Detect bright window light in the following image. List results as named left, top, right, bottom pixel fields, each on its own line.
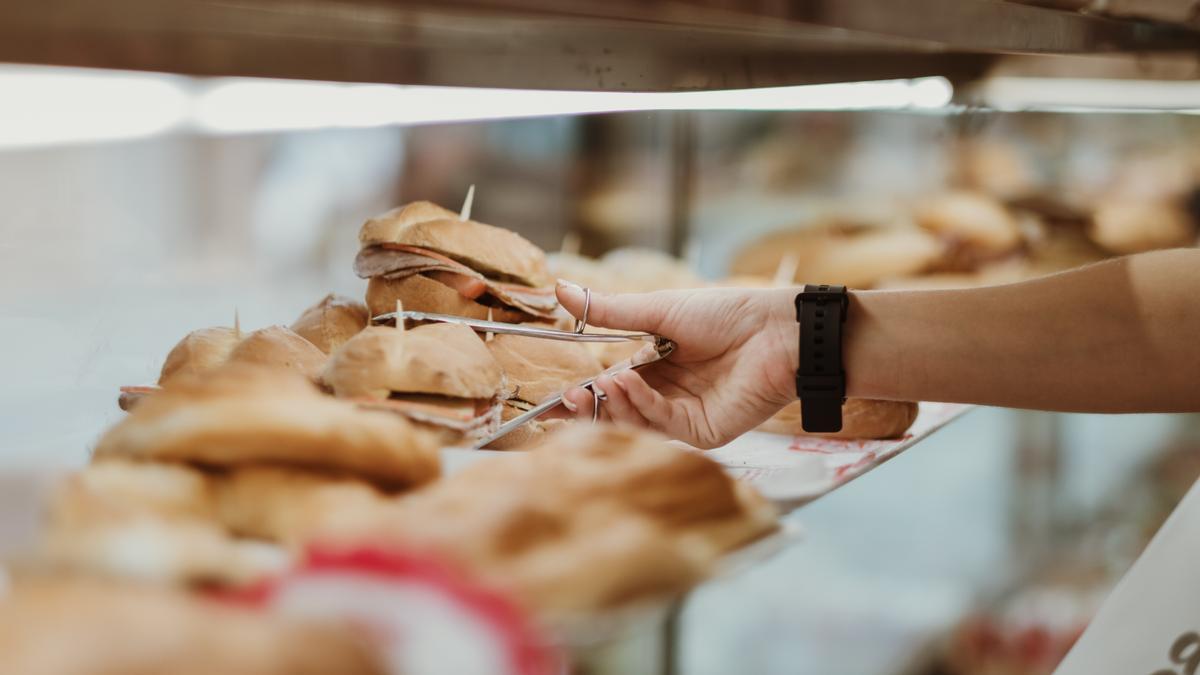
left=0, top=65, right=190, bottom=149
left=973, top=76, right=1200, bottom=112
left=192, top=77, right=955, bottom=133
left=0, top=64, right=954, bottom=148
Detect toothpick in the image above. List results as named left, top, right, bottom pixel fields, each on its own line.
left=394, top=299, right=405, bottom=334
left=233, top=308, right=242, bottom=340
left=560, top=231, right=582, bottom=256
left=459, top=184, right=475, bottom=221
left=683, top=239, right=702, bottom=269
left=773, top=252, right=799, bottom=287
left=485, top=307, right=494, bottom=342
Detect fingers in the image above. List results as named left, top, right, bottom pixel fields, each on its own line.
left=547, top=371, right=673, bottom=434
left=612, top=369, right=674, bottom=429
left=592, top=374, right=651, bottom=428
left=566, top=386, right=596, bottom=420
left=555, top=280, right=668, bottom=332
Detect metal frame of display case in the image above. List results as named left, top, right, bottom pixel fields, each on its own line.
left=0, top=0, right=1197, bottom=91
left=3, top=4, right=1197, bottom=674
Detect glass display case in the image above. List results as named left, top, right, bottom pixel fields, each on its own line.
left=2, top=2, right=1199, bottom=674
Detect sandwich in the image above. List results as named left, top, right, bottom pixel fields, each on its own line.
left=97, top=363, right=441, bottom=489
left=354, top=202, right=558, bottom=322
left=322, top=424, right=778, bottom=614
left=119, top=326, right=242, bottom=411
left=484, top=333, right=602, bottom=449
left=290, top=293, right=370, bottom=354
left=213, top=466, right=391, bottom=548
left=119, top=324, right=327, bottom=411
left=915, top=191, right=1024, bottom=270
left=226, top=326, right=327, bottom=383
left=732, top=223, right=945, bottom=289
left=158, top=326, right=241, bottom=385
left=759, top=398, right=919, bottom=439
left=323, top=323, right=505, bottom=445
left=41, top=460, right=289, bottom=585
left=0, top=579, right=386, bottom=675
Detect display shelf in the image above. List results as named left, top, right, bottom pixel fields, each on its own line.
left=0, top=1, right=1196, bottom=91
left=710, top=402, right=973, bottom=511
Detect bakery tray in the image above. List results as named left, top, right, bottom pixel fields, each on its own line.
left=708, top=402, right=973, bottom=512
left=447, top=402, right=971, bottom=514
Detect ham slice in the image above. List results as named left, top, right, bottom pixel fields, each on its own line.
left=354, top=395, right=501, bottom=438
left=354, top=245, right=558, bottom=318
left=117, top=385, right=161, bottom=412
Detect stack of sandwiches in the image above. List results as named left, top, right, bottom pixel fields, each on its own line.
left=355, top=201, right=560, bottom=324
left=323, top=323, right=506, bottom=445
left=24, top=196, right=951, bottom=670
left=322, top=424, right=778, bottom=614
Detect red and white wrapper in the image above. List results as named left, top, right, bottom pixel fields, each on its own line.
left=222, top=547, right=561, bottom=675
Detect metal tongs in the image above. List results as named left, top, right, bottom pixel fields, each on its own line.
left=372, top=288, right=676, bottom=448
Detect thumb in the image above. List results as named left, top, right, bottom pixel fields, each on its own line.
left=555, top=280, right=667, bottom=332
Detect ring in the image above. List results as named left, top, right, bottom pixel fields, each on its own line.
left=591, top=387, right=601, bottom=423
left=573, top=286, right=591, bottom=334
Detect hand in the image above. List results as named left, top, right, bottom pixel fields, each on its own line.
left=551, top=281, right=799, bottom=448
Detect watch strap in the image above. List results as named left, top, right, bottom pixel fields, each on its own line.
left=795, top=284, right=848, bottom=433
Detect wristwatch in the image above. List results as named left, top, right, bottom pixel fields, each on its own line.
left=794, top=284, right=848, bottom=433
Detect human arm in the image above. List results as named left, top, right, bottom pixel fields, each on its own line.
left=554, top=248, right=1200, bottom=447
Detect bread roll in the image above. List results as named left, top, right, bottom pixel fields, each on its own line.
left=732, top=225, right=944, bottom=289
left=324, top=324, right=502, bottom=401
left=226, top=326, right=327, bottom=383
left=0, top=579, right=385, bottom=675
left=158, top=327, right=241, bottom=386
left=290, top=294, right=369, bottom=354
left=760, top=399, right=918, bottom=439
left=328, top=424, right=778, bottom=613
left=1090, top=197, right=1195, bottom=254
left=365, top=275, right=527, bottom=324
left=213, top=466, right=390, bottom=547
left=915, top=191, right=1023, bottom=254
left=359, top=202, right=550, bottom=287
left=95, top=364, right=441, bottom=488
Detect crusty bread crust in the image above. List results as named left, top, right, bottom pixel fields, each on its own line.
left=324, top=324, right=502, bottom=401
left=290, top=294, right=369, bottom=354
left=48, top=460, right=217, bottom=530
left=915, top=191, right=1022, bottom=252
left=0, top=579, right=386, bottom=675
left=357, top=201, right=457, bottom=245
left=214, top=466, right=389, bottom=547
left=95, top=364, right=441, bottom=488
left=325, top=423, right=777, bottom=613
left=365, top=275, right=529, bottom=324
left=487, top=333, right=600, bottom=404
left=732, top=225, right=945, bottom=289
left=227, top=326, right=327, bottom=382
left=760, top=398, right=918, bottom=439
left=359, top=203, right=550, bottom=286
left=158, top=327, right=241, bottom=386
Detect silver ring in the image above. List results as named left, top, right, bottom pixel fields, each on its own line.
left=574, top=287, right=591, bottom=334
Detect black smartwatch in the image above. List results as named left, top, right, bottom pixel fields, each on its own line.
left=794, top=284, right=848, bottom=433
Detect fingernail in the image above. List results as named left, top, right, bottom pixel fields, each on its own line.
left=612, top=372, right=629, bottom=390
left=592, top=382, right=607, bottom=400
left=561, top=395, right=578, bottom=413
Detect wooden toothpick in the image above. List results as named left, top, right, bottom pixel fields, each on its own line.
left=459, top=184, right=475, bottom=221
left=395, top=299, right=405, bottom=334
left=560, top=231, right=581, bottom=255
left=233, top=308, right=242, bottom=340
left=773, top=252, right=799, bottom=287
left=485, top=307, right=494, bottom=342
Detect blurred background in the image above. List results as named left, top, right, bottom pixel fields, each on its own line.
left=4, top=1, right=1200, bottom=673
